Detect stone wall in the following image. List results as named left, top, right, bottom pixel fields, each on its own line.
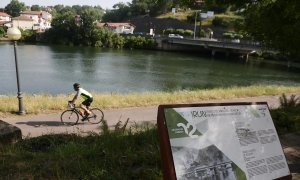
left=0, top=120, right=22, bottom=145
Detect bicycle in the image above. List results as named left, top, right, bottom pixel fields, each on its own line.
left=60, top=102, right=104, bottom=126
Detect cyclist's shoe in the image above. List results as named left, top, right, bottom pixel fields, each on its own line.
left=82, top=112, right=91, bottom=121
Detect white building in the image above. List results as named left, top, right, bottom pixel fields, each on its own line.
left=12, top=10, right=52, bottom=32
left=11, top=16, right=35, bottom=30
left=96, top=22, right=135, bottom=34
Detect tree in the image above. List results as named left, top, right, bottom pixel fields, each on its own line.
left=4, top=0, right=26, bottom=17
left=220, top=0, right=300, bottom=60
left=0, top=26, right=6, bottom=37
left=80, top=9, right=97, bottom=45
left=45, top=11, right=77, bottom=44
left=31, top=5, right=41, bottom=11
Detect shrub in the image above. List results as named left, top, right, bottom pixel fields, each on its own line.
left=199, top=29, right=206, bottom=37
left=184, top=29, right=194, bottom=37
left=21, top=30, right=37, bottom=42
left=145, top=38, right=157, bottom=48
left=94, top=40, right=103, bottom=47
left=0, top=26, right=6, bottom=38
left=270, top=94, right=300, bottom=135
left=163, top=28, right=174, bottom=35
left=279, top=94, right=300, bottom=109
left=175, top=29, right=185, bottom=35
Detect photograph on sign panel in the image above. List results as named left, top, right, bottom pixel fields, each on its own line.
left=172, top=144, right=239, bottom=180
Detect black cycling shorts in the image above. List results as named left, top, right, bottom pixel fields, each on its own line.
left=82, top=98, right=93, bottom=107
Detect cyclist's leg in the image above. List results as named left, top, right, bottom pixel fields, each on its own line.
left=81, top=98, right=93, bottom=116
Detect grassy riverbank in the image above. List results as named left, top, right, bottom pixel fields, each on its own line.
left=1, top=85, right=300, bottom=116
left=1, top=105, right=299, bottom=179
left=1, top=86, right=300, bottom=179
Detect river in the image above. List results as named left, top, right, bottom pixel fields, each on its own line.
left=1, top=43, right=299, bottom=95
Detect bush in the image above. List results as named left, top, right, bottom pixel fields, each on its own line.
left=163, top=28, right=174, bottom=35
left=175, top=29, right=185, bottom=35
left=199, top=29, right=206, bottom=37
left=0, top=26, right=6, bottom=38
left=94, top=40, right=103, bottom=47
left=163, top=28, right=194, bottom=37
left=21, top=30, right=37, bottom=42
left=271, top=94, right=300, bottom=135
left=184, top=29, right=194, bottom=37
left=222, top=32, right=243, bottom=39
left=223, top=32, right=234, bottom=38
left=145, top=38, right=157, bottom=48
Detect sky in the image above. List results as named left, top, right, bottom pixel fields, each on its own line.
left=0, top=0, right=132, bottom=9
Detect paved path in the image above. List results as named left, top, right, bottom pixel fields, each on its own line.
left=2, top=94, right=294, bottom=138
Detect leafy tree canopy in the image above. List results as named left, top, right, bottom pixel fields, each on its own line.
left=4, top=0, right=26, bottom=17
left=31, top=5, right=41, bottom=11
left=221, top=0, right=300, bottom=59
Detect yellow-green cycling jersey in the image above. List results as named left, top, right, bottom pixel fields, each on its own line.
left=75, top=88, right=93, bottom=100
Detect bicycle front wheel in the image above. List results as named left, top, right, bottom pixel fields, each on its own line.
left=88, top=108, right=104, bottom=124
left=61, top=110, right=79, bottom=125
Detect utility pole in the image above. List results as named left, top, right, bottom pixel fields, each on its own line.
left=193, top=11, right=197, bottom=39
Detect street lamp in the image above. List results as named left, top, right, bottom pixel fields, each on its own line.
left=7, top=27, right=25, bottom=115
left=193, top=10, right=201, bottom=39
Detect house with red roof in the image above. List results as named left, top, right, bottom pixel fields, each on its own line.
left=0, top=12, right=11, bottom=22
left=0, top=12, right=11, bottom=27
left=96, top=22, right=135, bottom=34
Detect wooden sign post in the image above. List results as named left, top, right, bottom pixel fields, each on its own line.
left=157, top=102, right=292, bottom=180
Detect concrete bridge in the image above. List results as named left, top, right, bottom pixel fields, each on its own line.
left=155, top=37, right=270, bottom=60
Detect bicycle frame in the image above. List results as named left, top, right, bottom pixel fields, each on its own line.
left=68, top=102, right=89, bottom=117
left=70, top=106, right=86, bottom=118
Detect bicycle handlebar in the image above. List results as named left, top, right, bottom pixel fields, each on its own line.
left=68, top=101, right=75, bottom=108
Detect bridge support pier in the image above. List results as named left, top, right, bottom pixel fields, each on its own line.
left=245, top=53, right=249, bottom=62
left=211, top=50, right=216, bottom=57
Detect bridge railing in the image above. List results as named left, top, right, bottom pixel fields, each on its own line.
left=166, top=37, right=268, bottom=52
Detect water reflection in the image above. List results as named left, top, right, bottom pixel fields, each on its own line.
left=0, top=43, right=300, bottom=95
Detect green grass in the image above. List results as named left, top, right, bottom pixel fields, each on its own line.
left=156, top=9, right=194, bottom=21
left=1, top=85, right=300, bottom=116
left=0, top=124, right=162, bottom=179
left=156, top=9, right=243, bottom=27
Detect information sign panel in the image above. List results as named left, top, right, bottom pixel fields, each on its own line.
left=157, top=102, right=291, bottom=180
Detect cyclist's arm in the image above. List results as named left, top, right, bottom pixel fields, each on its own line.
left=71, top=91, right=80, bottom=104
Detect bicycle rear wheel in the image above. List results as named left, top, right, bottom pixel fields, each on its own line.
left=61, top=110, right=79, bottom=125
left=88, top=108, right=104, bottom=124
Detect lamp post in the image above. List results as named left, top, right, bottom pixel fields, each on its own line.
left=193, top=11, right=197, bottom=39
left=193, top=10, right=201, bottom=39
left=7, top=27, right=25, bottom=115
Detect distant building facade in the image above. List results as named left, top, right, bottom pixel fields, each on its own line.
left=0, top=12, right=11, bottom=27
left=0, top=12, right=11, bottom=22
left=12, top=11, right=52, bottom=32
left=11, top=16, right=34, bottom=30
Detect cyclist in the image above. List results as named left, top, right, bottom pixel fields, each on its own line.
left=70, top=83, right=93, bottom=120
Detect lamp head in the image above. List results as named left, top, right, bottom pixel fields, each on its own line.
left=7, top=27, right=22, bottom=41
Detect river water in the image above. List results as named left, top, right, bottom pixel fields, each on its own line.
left=1, top=42, right=299, bottom=95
